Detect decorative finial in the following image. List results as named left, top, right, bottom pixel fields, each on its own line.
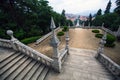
left=7, top=30, right=13, bottom=38
left=50, top=17, right=56, bottom=29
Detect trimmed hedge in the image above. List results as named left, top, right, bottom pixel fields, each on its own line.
left=95, top=33, right=103, bottom=38
left=105, top=34, right=116, bottom=47
left=92, top=29, right=100, bottom=33
left=57, top=31, right=64, bottom=36
left=21, top=36, right=41, bottom=44
left=62, top=26, right=69, bottom=32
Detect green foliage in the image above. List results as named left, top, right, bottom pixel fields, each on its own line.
left=96, top=9, right=102, bottom=16
left=92, top=15, right=104, bottom=26
left=95, top=34, right=103, bottom=38
left=105, top=34, right=116, bottom=47
left=93, top=12, right=120, bottom=31
left=62, top=26, right=69, bottom=32
left=57, top=31, right=64, bottom=36
left=89, top=13, right=92, bottom=26
left=0, top=0, right=66, bottom=40
left=92, top=30, right=100, bottom=33
left=114, top=0, right=120, bottom=15
left=21, top=36, right=41, bottom=44
left=104, top=0, right=112, bottom=14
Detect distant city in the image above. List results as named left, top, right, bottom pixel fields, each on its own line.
left=65, top=13, right=88, bottom=22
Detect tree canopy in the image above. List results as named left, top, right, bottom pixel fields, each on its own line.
left=104, top=0, right=112, bottom=14
left=114, top=0, right=120, bottom=15
left=0, top=0, right=70, bottom=40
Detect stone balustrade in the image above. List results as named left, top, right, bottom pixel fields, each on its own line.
left=50, top=17, right=69, bottom=72
left=96, top=30, right=120, bottom=79
left=13, top=40, right=53, bottom=66
left=0, top=39, right=12, bottom=48
left=36, top=27, right=60, bottom=44
left=102, top=27, right=115, bottom=36
left=0, top=37, right=53, bottom=67
left=60, top=49, right=68, bottom=64
left=98, top=53, right=120, bottom=77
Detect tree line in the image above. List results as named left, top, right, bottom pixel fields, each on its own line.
left=0, top=0, right=72, bottom=40
left=85, top=0, right=120, bottom=31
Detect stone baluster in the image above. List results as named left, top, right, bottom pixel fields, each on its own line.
left=50, top=17, right=61, bottom=72
left=65, top=28, right=70, bottom=55
left=7, top=30, right=18, bottom=51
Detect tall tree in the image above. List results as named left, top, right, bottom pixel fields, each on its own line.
left=96, top=9, right=102, bottom=16
left=114, top=0, right=120, bottom=15
left=61, top=9, right=66, bottom=26
left=104, top=0, right=112, bottom=14
left=89, top=13, right=92, bottom=26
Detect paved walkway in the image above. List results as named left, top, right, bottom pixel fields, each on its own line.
left=46, top=48, right=115, bottom=80
left=28, top=28, right=120, bottom=65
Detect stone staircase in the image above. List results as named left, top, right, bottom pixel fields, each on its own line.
left=0, top=47, right=50, bottom=80
left=0, top=47, right=118, bottom=80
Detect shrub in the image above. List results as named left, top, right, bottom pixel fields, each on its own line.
left=57, top=31, right=64, bottom=36
left=62, top=26, right=69, bottom=32
left=21, top=36, right=41, bottom=44
left=95, top=34, right=103, bottom=38
left=92, top=29, right=100, bottom=33
left=105, top=34, right=116, bottom=47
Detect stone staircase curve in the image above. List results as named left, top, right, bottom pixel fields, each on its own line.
left=0, top=47, right=50, bottom=80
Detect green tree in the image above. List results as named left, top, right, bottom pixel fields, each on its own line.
left=104, top=0, right=112, bottom=14
left=114, top=0, right=120, bottom=15
left=61, top=9, right=66, bottom=26
left=96, top=9, right=102, bottom=16
left=89, top=13, right=92, bottom=26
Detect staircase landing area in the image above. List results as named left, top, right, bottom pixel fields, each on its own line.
left=46, top=48, right=115, bottom=80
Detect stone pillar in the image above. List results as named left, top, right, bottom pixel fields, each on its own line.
left=7, top=30, right=18, bottom=51
left=96, top=31, right=107, bottom=58
left=102, top=23, right=104, bottom=28
left=88, top=22, right=90, bottom=28
left=116, top=25, right=120, bottom=37
left=65, top=30, right=70, bottom=55
left=50, top=17, right=61, bottom=72
left=83, top=22, right=85, bottom=28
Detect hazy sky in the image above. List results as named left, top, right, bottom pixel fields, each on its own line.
left=47, top=0, right=116, bottom=16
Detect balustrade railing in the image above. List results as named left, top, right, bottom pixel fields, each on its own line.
left=98, top=53, right=120, bottom=77
left=36, top=27, right=60, bottom=44
left=0, top=39, right=12, bottom=48
left=96, top=31, right=120, bottom=79
left=13, top=41, right=53, bottom=66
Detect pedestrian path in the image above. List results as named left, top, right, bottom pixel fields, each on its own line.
left=46, top=48, right=115, bottom=80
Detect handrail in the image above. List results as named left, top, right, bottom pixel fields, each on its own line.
left=0, top=38, right=12, bottom=48
left=0, top=38, right=53, bottom=66
left=59, top=49, right=67, bottom=60
left=14, top=41, right=53, bottom=66
left=98, top=53, right=120, bottom=76
left=36, top=27, right=60, bottom=44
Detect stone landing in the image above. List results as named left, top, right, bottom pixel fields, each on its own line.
left=46, top=48, right=115, bottom=80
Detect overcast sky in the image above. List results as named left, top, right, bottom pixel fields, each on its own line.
left=47, top=0, right=116, bottom=16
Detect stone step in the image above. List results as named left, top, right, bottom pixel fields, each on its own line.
left=37, top=67, right=50, bottom=80
left=22, top=62, right=41, bottom=80
left=0, top=52, right=21, bottom=68
left=5, top=56, right=30, bottom=80
left=30, top=64, right=45, bottom=80
left=0, top=56, right=28, bottom=80
left=0, top=51, right=15, bottom=63
left=0, top=53, right=24, bottom=75
left=14, top=59, right=36, bottom=80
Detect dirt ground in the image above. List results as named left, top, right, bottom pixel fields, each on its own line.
left=28, top=28, right=120, bottom=65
